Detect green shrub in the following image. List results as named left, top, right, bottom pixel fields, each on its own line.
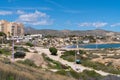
left=49, top=47, right=58, bottom=55
left=14, top=46, right=29, bottom=52
left=56, top=69, right=80, bottom=79
left=79, top=70, right=102, bottom=80
left=25, top=42, right=34, bottom=47
left=23, top=47, right=30, bottom=52
left=56, top=70, right=66, bottom=75
left=0, top=48, right=11, bottom=55
left=86, top=53, right=100, bottom=59
left=61, top=55, right=75, bottom=62
left=14, top=52, right=26, bottom=58
left=57, top=69, right=102, bottom=79
left=42, top=53, right=69, bottom=69
left=17, top=59, right=37, bottom=67
left=82, top=60, right=120, bottom=74
left=14, top=46, right=17, bottom=50
left=60, top=50, right=79, bottom=62
left=7, top=76, right=14, bottom=80
left=79, top=50, right=86, bottom=54
left=45, top=57, right=62, bottom=69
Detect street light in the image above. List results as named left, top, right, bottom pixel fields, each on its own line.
left=74, top=40, right=81, bottom=71
left=75, top=40, right=80, bottom=64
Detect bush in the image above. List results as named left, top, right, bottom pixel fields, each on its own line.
left=86, top=53, right=100, bottom=59
left=79, top=50, right=86, bottom=54
left=14, top=52, right=26, bottom=58
left=42, top=53, right=69, bottom=69
left=82, top=60, right=120, bottom=74
left=25, top=42, right=34, bottom=47
left=17, top=59, right=37, bottom=67
left=60, top=50, right=81, bottom=62
left=56, top=69, right=102, bottom=79
left=14, top=46, right=30, bottom=52
left=49, top=47, right=58, bottom=55
left=0, top=48, right=11, bottom=55
left=79, top=70, right=102, bottom=80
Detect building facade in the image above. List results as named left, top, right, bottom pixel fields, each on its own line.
left=0, top=20, right=24, bottom=38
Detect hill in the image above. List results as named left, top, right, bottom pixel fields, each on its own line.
left=24, top=27, right=119, bottom=37
left=0, top=59, right=75, bottom=80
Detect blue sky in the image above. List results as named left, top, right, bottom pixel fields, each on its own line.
left=0, top=0, right=120, bottom=32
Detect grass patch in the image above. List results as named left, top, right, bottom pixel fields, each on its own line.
left=14, top=46, right=30, bottom=52
left=105, top=55, right=120, bottom=59
left=60, top=50, right=120, bottom=75
left=60, top=51, right=76, bottom=62
left=17, top=59, right=37, bottom=67
left=0, top=58, right=74, bottom=80
left=42, top=53, right=70, bottom=69
left=25, top=42, right=34, bottom=47
left=86, top=53, right=100, bottom=59
left=56, top=69, right=102, bottom=80
left=82, top=60, right=120, bottom=75
left=0, top=48, right=11, bottom=55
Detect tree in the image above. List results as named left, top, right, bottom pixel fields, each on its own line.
left=0, top=32, right=6, bottom=37
left=0, top=32, right=7, bottom=44
left=49, top=47, right=58, bottom=55
left=14, top=52, right=26, bottom=58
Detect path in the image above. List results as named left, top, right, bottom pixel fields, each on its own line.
left=35, top=47, right=120, bottom=76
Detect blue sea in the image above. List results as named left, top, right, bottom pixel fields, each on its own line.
left=67, top=43, right=120, bottom=49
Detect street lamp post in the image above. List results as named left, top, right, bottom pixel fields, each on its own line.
left=75, top=40, right=80, bottom=64
left=75, top=40, right=81, bottom=71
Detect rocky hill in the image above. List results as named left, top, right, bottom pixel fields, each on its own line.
left=24, top=27, right=119, bottom=37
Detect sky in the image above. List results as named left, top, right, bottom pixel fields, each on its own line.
left=0, top=0, right=120, bottom=32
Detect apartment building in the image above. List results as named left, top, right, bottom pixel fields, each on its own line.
left=0, top=20, right=24, bottom=38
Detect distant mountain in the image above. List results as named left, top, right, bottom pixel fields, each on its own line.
left=24, top=27, right=119, bottom=36
left=24, top=26, right=36, bottom=33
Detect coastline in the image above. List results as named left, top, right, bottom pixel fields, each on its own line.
left=61, top=42, right=120, bottom=50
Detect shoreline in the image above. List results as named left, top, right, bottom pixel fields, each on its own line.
left=60, top=42, right=120, bottom=50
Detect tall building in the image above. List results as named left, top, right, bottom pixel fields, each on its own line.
left=0, top=20, right=24, bottom=38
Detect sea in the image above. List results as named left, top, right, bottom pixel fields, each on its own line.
left=67, top=43, right=120, bottom=49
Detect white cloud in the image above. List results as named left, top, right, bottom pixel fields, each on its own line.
left=0, top=10, right=13, bottom=15
left=110, top=23, right=120, bottom=27
left=78, top=22, right=108, bottom=28
left=17, top=10, right=25, bottom=14
left=0, top=7, right=52, bottom=11
left=78, top=22, right=92, bottom=27
left=16, top=10, right=53, bottom=26
left=92, top=22, right=108, bottom=28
